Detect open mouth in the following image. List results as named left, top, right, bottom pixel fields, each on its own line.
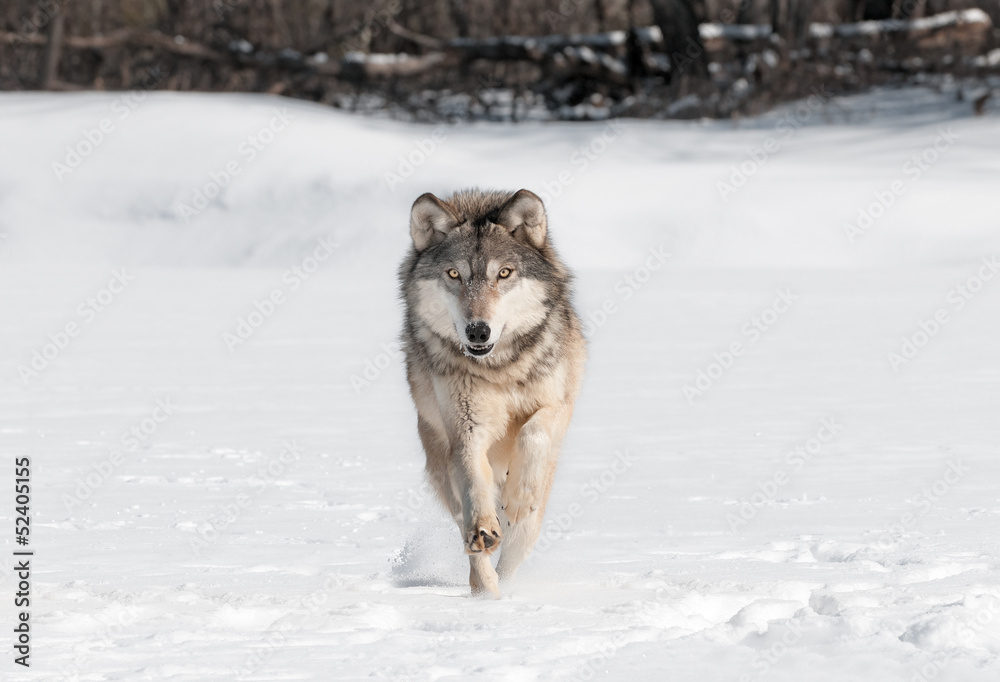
left=464, top=343, right=495, bottom=358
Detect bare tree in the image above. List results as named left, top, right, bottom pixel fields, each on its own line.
left=37, top=6, right=65, bottom=89
left=649, top=0, right=707, bottom=77
left=790, top=0, right=814, bottom=47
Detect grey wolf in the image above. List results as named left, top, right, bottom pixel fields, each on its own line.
left=398, top=188, right=586, bottom=597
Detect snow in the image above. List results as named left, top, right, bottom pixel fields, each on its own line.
left=974, top=49, right=1000, bottom=68
left=809, top=8, right=991, bottom=39
left=909, top=8, right=990, bottom=31
left=1, top=87, right=999, bottom=681
left=344, top=51, right=427, bottom=66
left=700, top=23, right=773, bottom=41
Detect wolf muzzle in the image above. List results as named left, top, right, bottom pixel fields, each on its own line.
left=464, top=321, right=494, bottom=357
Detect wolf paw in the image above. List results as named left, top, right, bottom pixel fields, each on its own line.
left=465, top=515, right=502, bottom=555
left=501, top=484, right=539, bottom=525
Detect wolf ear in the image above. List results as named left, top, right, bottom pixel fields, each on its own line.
left=410, top=193, right=460, bottom=252
left=496, top=189, right=547, bottom=248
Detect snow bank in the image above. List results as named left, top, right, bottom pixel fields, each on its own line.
left=1, top=86, right=997, bottom=272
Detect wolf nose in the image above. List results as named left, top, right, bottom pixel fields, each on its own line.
left=465, top=322, right=491, bottom=344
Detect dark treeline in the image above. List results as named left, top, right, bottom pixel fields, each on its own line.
left=2, top=0, right=998, bottom=119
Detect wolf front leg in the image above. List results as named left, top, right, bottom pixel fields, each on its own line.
left=495, top=507, right=547, bottom=583
left=502, top=406, right=570, bottom=524
left=468, top=552, right=499, bottom=597
left=496, top=405, right=571, bottom=581
left=450, top=419, right=504, bottom=597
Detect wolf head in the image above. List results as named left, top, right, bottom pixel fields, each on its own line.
left=402, top=189, right=570, bottom=364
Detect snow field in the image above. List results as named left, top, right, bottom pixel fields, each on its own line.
left=0, top=87, right=998, bottom=680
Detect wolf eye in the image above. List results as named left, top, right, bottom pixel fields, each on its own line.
left=447, top=269, right=460, bottom=279
left=498, top=268, right=512, bottom=279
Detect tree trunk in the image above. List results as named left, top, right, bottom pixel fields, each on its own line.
left=595, top=0, right=608, bottom=31
left=790, top=0, right=814, bottom=47
left=737, top=0, right=754, bottom=25
left=449, top=0, right=470, bottom=38
left=770, top=0, right=785, bottom=37
left=649, top=0, right=707, bottom=77
left=38, top=7, right=65, bottom=89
